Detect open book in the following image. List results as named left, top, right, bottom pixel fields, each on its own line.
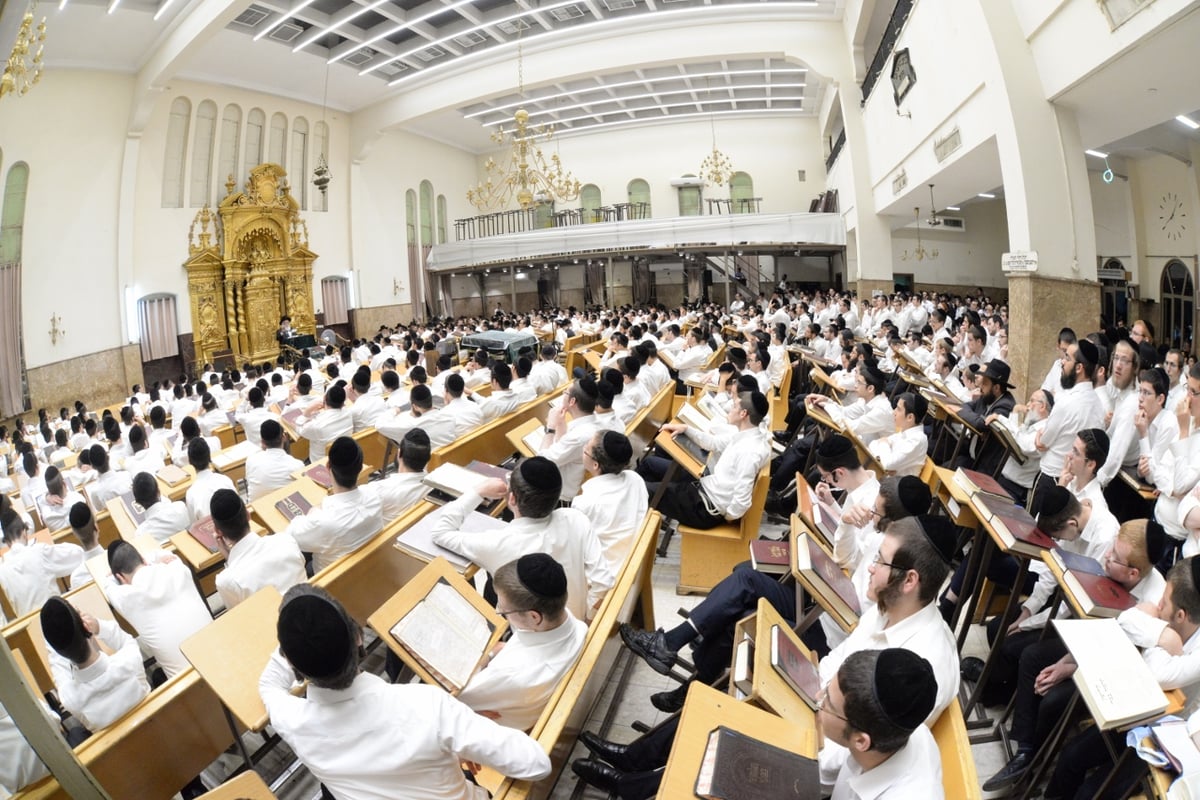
left=677, top=403, right=715, bottom=434
left=422, top=461, right=510, bottom=512
left=1054, top=618, right=1168, bottom=729
left=393, top=505, right=503, bottom=570
left=505, top=419, right=545, bottom=458
left=368, top=559, right=507, bottom=695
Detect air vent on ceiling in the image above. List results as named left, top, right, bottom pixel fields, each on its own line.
left=453, top=31, right=486, bottom=47
left=550, top=4, right=584, bottom=20
left=377, top=63, right=406, bottom=76
left=496, top=19, right=530, bottom=33
left=343, top=47, right=376, bottom=66
left=602, top=0, right=637, bottom=9
left=415, top=45, right=445, bottom=62
left=232, top=5, right=270, bottom=27
left=269, top=22, right=304, bottom=42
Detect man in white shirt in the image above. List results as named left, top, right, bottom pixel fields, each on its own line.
left=40, top=595, right=149, bottom=734
left=441, top=373, right=484, bottom=437
left=209, top=489, right=305, bottom=610
left=284, top=436, right=383, bottom=573
left=235, top=387, right=279, bottom=447
left=1032, top=339, right=1106, bottom=514
left=85, top=444, right=131, bottom=513
left=572, top=431, right=649, bottom=573
left=0, top=510, right=83, bottom=621
left=121, top=425, right=163, bottom=477
left=377, top=384, right=456, bottom=449
left=867, top=392, right=929, bottom=477
left=809, top=364, right=895, bottom=445
left=432, top=456, right=614, bottom=623
left=295, top=384, right=354, bottom=463
left=103, top=540, right=212, bottom=678
left=456, top=554, right=588, bottom=731
left=131, top=472, right=191, bottom=544
left=245, top=420, right=304, bottom=502
left=65, top=502, right=104, bottom=590
left=183, top=438, right=236, bottom=523
left=1095, top=338, right=1141, bottom=495
left=477, top=362, right=523, bottom=422
left=260, top=584, right=551, bottom=800
left=1136, top=367, right=1181, bottom=493
left=37, top=466, right=87, bottom=533
left=633, top=341, right=672, bottom=395
left=347, top=369, right=387, bottom=433
left=363, top=428, right=431, bottom=522
left=529, top=344, right=568, bottom=395
left=541, top=377, right=606, bottom=502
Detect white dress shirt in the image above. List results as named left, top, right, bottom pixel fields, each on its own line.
left=830, top=724, right=943, bottom=800
left=246, top=447, right=305, bottom=502
left=867, top=426, right=928, bottom=477
left=640, top=359, right=672, bottom=395
left=172, top=435, right=221, bottom=468
left=135, top=499, right=191, bottom=544
left=185, top=468, right=236, bottom=523
left=826, top=395, right=895, bottom=445
left=529, top=361, right=567, bottom=395
left=571, top=471, right=649, bottom=572
left=1020, top=504, right=1118, bottom=626
left=121, top=447, right=165, bottom=478
left=38, top=490, right=87, bottom=533
left=1118, top=609, right=1200, bottom=718
left=0, top=702, right=52, bottom=794
left=350, top=395, right=388, bottom=433
left=0, top=540, right=83, bottom=621
left=456, top=615, right=588, bottom=731
left=48, top=618, right=150, bottom=732
left=686, top=426, right=772, bottom=520
left=541, top=415, right=604, bottom=502
left=236, top=406, right=281, bottom=447
left=215, top=532, right=306, bottom=610
left=69, top=544, right=104, bottom=590
left=88, top=469, right=132, bottom=513
left=102, top=551, right=212, bottom=678
left=362, top=471, right=429, bottom=522
left=1097, top=384, right=1139, bottom=488
left=377, top=408, right=457, bottom=449
left=297, top=407, right=354, bottom=462
left=285, top=488, right=384, bottom=573
left=432, top=493, right=614, bottom=622
left=1038, top=381, right=1106, bottom=478
left=442, top=397, right=484, bottom=437
left=1139, top=410, right=1181, bottom=490
left=478, top=390, right=523, bottom=422
left=672, top=344, right=713, bottom=381
left=260, top=652, right=551, bottom=800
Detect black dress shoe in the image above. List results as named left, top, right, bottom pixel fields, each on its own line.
left=961, top=656, right=985, bottom=684
left=981, top=750, right=1032, bottom=793
left=651, top=682, right=688, bottom=713
left=572, top=758, right=623, bottom=794
left=619, top=624, right=678, bottom=675
left=579, top=730, right=634, bottom=771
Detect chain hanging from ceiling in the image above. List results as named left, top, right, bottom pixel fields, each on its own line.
left=0, top=3, right=46, bottom=101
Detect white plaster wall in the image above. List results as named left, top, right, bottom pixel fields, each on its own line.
left=888, top=199, right=1010, bottom=288
left=1090, top=168, right=1135, bottom=260
left=1128, top=154, right=1200, bottom=301
left=0, top=69, right=132, bottom=368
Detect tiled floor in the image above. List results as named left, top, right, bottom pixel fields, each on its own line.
left=201, top=524, right=1008, bottom=800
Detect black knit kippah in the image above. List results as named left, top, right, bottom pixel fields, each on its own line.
left=517, top=553, right=568, bottom=599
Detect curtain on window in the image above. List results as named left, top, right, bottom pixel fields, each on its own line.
left=322, top=277, right=349, bottom=325
left=0, top=263, right=23, bottom=416
left=585, top=262, right=605, bottom=306
left=138, top=295, right=180, bottom=361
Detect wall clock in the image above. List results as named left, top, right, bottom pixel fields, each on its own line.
left=1160, top=192, right=1187, bottom=242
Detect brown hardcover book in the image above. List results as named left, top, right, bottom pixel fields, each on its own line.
left=971, top=492, right=1055, bottom=555
left=305, top=464, right=334, bottom=490
left=1062, top=570, right=1136, bottom=618
left=118, top=491, right=148, bottom=526
left=750, top=540, right=791, bottom=575
left=156, top=463, right=189, bottom=487
left=953, top=466, right=1013, bottom=500
left=693, top=726, right=818, bottom=800
left=769, top=625, right=820, bottom=710
left=188, top=515, right=221, bottom=554
left=274, top=491, right=313, bottom=522
left=793, top=532, right=861, bottom=624
left=280, top=406, right=307, bottom=429
left=796, top=486, right=835, bottom=551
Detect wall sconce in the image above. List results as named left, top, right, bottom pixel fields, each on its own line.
left=393, top=278, right=403, bottom=296
left=49, top=313, right=65, bottom=345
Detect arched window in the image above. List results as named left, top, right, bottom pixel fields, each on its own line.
left=268, top=112, right=288, bottom=168
left=245, top=108, right=266, bottom=169
left=677, top=174, right=701, bottom=217
left=627, top=178, right=651, bottom=218
left=581, top=184, right=601, bottom=223
left=436, top=194, right=448, bottom=244
left=406, top=190, right=417, bottom=248
left=1161, top=260, right=1195, bottom=352
left=161, top=97, right=191, bottom=208
left=730, top=171, right=754, bottom=213
left=313, top=121, right=329, bottom=212
left=419, top=180, right=434, bottom=248
left=189, top=100, right=217, bottom=207
left=291, top=117, right=309, bottom=210
left=216, top=104, right=241, bottom=203
left=0, top=162, right=30, bottom=416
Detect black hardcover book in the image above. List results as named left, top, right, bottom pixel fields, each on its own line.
left=693, top=726, right=818, bottom=800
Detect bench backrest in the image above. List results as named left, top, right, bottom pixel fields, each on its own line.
left=427, top=389, right=562, bottom=470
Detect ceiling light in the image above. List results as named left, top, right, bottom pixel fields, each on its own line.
left=946, top=205, right=960, bottom=211
left=107, top=0, right=120, bottom=13
left=293, top=0, right=391, bottom=52
left=516, top=107, right=807, bottom=137
left=977, top=192, right=995, bottom=199
left=329, top=0, right=478, bottom=63
left=464, top=67, right=807, bottom=119
left=1176, top=114, right=1200, bottom=130
left=1085, top=149, right=1108, bottom=159
left=497, top=98, right=806, bottom=133
left=254, top=0, right=317, bottom=41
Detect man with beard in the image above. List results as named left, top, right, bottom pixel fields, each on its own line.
left=1030, top=338, right=1105, bottom=515
left=569, top=515, right=959, bottom=799
left=1095, top=338, right=1144, bottom=518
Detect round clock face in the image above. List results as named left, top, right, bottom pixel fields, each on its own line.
left=1159, top=192, right=1187, bottom=242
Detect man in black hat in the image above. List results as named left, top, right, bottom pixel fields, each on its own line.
left=1031, top=338, right=1106, bottom=514
left=820, top=649, right=942, bottom=797
left=40, top=595, right=148, bottom=734
left=260, top=584, right=551, bottom=798
left=456, top=554, right=588, bottom=731
left=294, top=383, right=354, bottom=463
left=283, top=436, right=383, bottom=573
left=953, top=357, right=1016, bottom=473
left=210, top=488, right=305, bottom=610
left=432, top=456, right=613, bottom=623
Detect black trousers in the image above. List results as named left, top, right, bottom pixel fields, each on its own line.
left=1009, top=634, right=1074, bottom=751
left=646, top=480, right=725, bottom=529
left=1046, top=724, right=1148, bottom=800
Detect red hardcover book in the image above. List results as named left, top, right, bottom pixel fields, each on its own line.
left=274, top=491, right=313, bottom=522
left=1062, top=570, right=1136, bottom=618
left=306, top=464, right=334, bottom=490
left=188, top=515, right=221, bottom=554
left=749, top=540, right=790, bottom=575
left=953, top=467, right=1013, bottom=500
left=793, top=533, right=861, bottom=628
left=971, top=492, right=1055, bottom=555
left=769, top=624, right=820, bottom=710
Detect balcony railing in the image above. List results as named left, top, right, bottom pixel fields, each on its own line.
left=860, top=0, right=915, bottom=104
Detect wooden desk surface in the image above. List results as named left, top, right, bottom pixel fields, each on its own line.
left=169, top=518, right=266, bottom=574
left=104, top=496, right=138, bottom=541
left=733, top=597, right=823, bottom=728
left=180, top=585, right=282, bottom=731
left=156, top=464, right=196, bottom=502
left=804, top=397, right=844, bottom=434
left=250, top=478, right=329, bottom=534
left=659, top=682, right=818, bottom=798
left=652, top=430, right=705, bottom=480
left=932, top=466, right=982, bottom=529
left=196, top=771, right=278, bottom=800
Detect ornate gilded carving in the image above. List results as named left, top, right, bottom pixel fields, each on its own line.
left=184, top=163, right=319, bottom=366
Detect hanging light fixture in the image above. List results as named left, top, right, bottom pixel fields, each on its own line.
left=698, top=78, right=734, bottom=187
left=467, top=31, right=580, bottom=212
left=0, top=2, right=47, bottom=101
left=312, top=65, right=332, bottom=197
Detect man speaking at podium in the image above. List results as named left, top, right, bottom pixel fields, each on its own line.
left=276, top=315, right=294, bottom=345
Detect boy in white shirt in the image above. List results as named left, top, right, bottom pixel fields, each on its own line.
left=210, top=489, right=305, bottom=610
left=245, top=420, right=304, bottom=502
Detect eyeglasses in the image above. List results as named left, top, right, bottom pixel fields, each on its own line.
left=1112, top=355, right=1134, bottom=366
left=817, top=687, right=848, bottom=722
left=496, top=608, right=532, bottom=619
left=1104, top=551, right=1132, bottom=569
left=872, top=552, right=909, bottom=571
left=1137, top=388, right=1157, bottom=398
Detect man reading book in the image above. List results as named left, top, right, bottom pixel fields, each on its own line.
left=245, top=419, right=303, bottom=502
left=183, top=437, right=236, bottom=524
left=259, top=584, right=551, bottom=799
left=571, top=431, right=649, bottom=573
left=1044, top=555, right=1200, bottom=800
left=864, top=391, right=929, bottom=477
left=131, top=471, right=191, bottom=544
left=455, top=554, right=587, bottom=731
left=430, top=456, right=613, bottom=623
left=981, top=518, right=1168, bottom=794
left=210, top=489, right=305, bottom=610
left=362, top=428, right=431, bottom=522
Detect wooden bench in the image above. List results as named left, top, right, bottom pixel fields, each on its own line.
left=489, top=510, right=660, bottom=800
left=933, top=698, right=981, bottom=799
left=769, top=362, right=793, bottom=431
left=677, top=463, right=770, bottom=594
left=426, top=389, right=562, bottom=470
left=625, top=382, right=674, bottom=457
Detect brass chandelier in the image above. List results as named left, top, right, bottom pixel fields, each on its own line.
left=466, top=39, right=580, bottom=212
left=1, top=3, right=46, bottom=101
left=698, top=81, right=734, bottom=186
